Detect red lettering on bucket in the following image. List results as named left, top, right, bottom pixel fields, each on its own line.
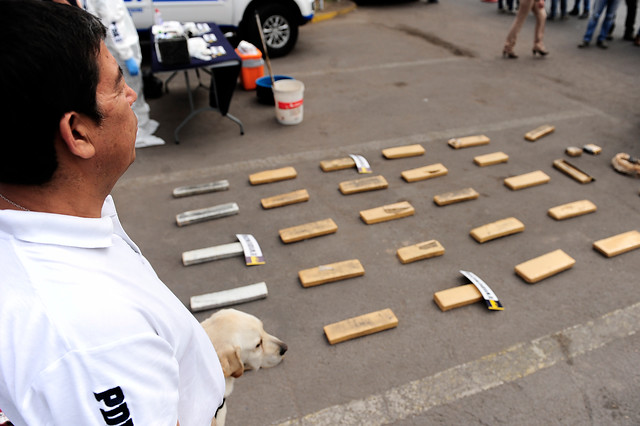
left=277, top=99, right=304, bottom=110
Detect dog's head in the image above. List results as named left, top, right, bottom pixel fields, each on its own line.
left=201, top=309, right=288, bottom=378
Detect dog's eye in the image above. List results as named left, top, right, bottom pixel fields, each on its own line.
left=255, top=339, right=262, bottom=349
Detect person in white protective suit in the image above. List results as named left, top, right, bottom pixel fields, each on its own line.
left=83, top=0, right=165, bottom=148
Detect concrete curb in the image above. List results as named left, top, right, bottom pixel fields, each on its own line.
left=276, top=301, right=640, bottom=425
left=311, top=1, right=357, bottom=23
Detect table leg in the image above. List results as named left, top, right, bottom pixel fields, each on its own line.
left=164, top=71, right=178, bottom=93
left=225, top=113, right=245, bottom=135
left=174, top=70, right=195, bottom=144
left=184, top=70, right=195, bottom=112
left=173, top=69, right=244, bottom=143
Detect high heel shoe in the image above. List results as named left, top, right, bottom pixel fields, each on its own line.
left=532, top=48, right=549, bottom=56
left=502, top=50, right=518, bottom=59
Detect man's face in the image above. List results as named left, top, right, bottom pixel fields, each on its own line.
left=91, top=41, right=138, bottom=182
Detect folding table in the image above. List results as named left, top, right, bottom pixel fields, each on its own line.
left=150, top=23, right=244, bottom=143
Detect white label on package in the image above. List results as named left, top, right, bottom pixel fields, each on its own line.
left=349, top=154, right=372, bottom=174
left=459, top=270, right=504, bottom=311
left=236, top=234, right=265, bottom=266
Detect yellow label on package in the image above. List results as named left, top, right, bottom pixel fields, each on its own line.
left=459, top=270, right=503, bottom=310
left=236, top=234, right=265, bottom=266
left=349, top=154, right=372, bottom=173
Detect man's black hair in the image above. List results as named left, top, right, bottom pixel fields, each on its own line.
left=0, top=0, right=106, bottom=184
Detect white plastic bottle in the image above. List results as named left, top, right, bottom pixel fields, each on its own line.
left=154, top=8, right=163, bottom=25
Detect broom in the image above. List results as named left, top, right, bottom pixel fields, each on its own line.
left=255, top=12, right=276, bottom=94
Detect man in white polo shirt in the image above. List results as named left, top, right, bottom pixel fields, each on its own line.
left=0, top=1, right=224, bottom=425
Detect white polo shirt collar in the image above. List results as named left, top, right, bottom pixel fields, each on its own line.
left=0, top=195, right=134, bottom=250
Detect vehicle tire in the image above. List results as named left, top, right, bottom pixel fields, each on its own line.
left=244, top=4, right=299, bottom=58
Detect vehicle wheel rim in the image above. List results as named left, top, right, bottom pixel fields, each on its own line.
left=263, top=15, right=290, bottom=49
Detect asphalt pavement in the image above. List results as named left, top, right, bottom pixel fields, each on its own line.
left=115, top=1, right=640, bottom=424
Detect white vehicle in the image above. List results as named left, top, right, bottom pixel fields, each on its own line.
left=125, top=0, right=315, bottom=57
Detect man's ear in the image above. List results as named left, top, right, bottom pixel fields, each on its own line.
left=59, top=112, right=96, bottom=159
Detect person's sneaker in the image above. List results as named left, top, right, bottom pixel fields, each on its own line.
left=0, top=410, right=14, bottom=426
left=139, top=118, right=160, bottom=136
left=579, top=11, right=589, bottom=18
left=146, top=119, right=160, bottom=135
left=568, top=7, right=579, bottom=15
left=611, top=153, right=640, bottom=177
left=623, top=31, right=634, bottom=41
left=548, top=14, right=555, bottom=20
left=596, top=40, right=608, bottom=48
left=578, top=40, right=589, bottom=48
left=135, top=134, right=166, bottom=148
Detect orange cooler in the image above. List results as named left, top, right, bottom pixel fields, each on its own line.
left=235, top=46, right=264, bottom=90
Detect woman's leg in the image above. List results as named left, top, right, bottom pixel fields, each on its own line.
left=505, top=0, right=535, bottom=52
left=533, top=0, right=548, bottom=49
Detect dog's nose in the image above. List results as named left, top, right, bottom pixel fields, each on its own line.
left=279, top=343, right=288, bottom=356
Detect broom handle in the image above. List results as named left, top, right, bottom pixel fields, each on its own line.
left=255, top=12, right=276, bottom=88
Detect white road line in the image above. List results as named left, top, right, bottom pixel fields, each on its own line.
left=116, top=108, right=600, bottom=190
left=275, top=301, right=640, bottom=425
left=290, top=57, right=464, bottom=78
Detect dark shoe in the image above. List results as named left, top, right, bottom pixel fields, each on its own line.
left=548, top=14, right=555, bottom=20
left=623, top=31, right=634, bottom=41
left=596, top=40, right=608, bottom=48
left=532, top=48, right=549, bottom=56
left=634, top=35, right=640, bottom=46
left=568, top=7, right=579, bottom=15
left=502, top=50, right=518, bottom=58
left=606, top=25, right=614, bottom=41
left=579, top=11, right=589, bottom=19
left=577, top=40, right=589, bottom=48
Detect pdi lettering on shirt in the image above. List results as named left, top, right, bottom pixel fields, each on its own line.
left=109, top=22, right=123, bottom=44
left=94, top=386, right=134, bottom=426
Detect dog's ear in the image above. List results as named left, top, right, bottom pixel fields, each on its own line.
left=219, top=346, right=244, bottom=378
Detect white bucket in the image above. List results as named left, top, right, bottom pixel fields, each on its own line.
left=273, top=79, right=304, bottom=125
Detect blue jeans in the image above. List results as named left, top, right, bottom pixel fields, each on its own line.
left=583, top=0, right=621, bottom=41
left=572, top=0, right=591, bottom=12
left=550, top=0, right=568, bottom=16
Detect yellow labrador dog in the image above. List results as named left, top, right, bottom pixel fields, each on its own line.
left=201, top=309, right=288, bottom=426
